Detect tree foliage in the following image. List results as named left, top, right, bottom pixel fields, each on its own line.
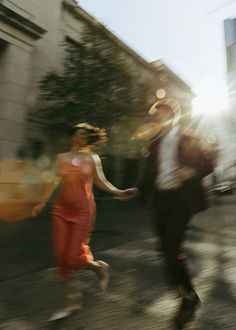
left=38, top=27, right=156, bottom=155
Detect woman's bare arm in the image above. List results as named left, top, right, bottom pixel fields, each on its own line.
left=91, top=153, right=122, bottom=194
left=91, top=153, right=138, bottom=200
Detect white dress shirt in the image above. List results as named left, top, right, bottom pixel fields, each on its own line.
left=155, top=125, right=182, bottom=190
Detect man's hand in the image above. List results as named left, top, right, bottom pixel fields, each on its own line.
left=178, top=166, right=197, bottom=182
left=114, top=188, right=139, bottom=201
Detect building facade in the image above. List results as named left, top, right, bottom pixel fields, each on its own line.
left=0, top=0, right=193, bottom=159
left=224, top=18, right=236, bottom=107
left=223, top=18, right=236, bottom=177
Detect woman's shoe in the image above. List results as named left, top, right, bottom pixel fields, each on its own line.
left=47, top=309, right=73, bottom=322
left=97, top=260, right=110, bottom=291
left=47, top=303, right=81, bottom=322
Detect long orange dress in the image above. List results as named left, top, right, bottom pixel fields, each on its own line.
left=52, top=157, right=96, bottom=277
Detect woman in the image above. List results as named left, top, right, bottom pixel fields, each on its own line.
left=33, top=123, right=135, bottom=320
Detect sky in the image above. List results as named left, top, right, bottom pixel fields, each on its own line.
left=78, top=0, right=236, bottom=114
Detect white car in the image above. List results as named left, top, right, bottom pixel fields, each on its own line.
left=209, top=181, right=234, bottom=195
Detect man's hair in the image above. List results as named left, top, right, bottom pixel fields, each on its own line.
left=155, top=104, right=174, bottom=114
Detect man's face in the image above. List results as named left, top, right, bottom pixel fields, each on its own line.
left=151, top=104, right=174, bottom=127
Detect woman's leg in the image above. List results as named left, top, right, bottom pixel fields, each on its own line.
left=48, top=216, right=80, bottom=321
left=65, top=222, right=93, bottom=271
left=65, top=222, right=109, bottom=290
left=52, top=214, right=71, bottom=278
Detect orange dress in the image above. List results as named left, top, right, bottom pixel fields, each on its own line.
left=52, top=158, right=96, bottom=277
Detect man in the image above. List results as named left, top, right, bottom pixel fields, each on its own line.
left=138, top=98, right=213, bottom=329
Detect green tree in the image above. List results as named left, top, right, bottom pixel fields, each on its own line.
left=38, top=27, right=156, bottom=156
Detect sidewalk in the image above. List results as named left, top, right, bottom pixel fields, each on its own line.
left=0, top=200, right=235, bottom=329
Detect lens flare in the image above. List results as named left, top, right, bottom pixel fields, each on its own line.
left=0, top=160, right=57, bottom=222
left=192, top=81, right=229, bottom=116
left=133, top=123, right=161, bottom=141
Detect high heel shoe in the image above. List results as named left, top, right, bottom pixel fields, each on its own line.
left=47, top=308, right=74, bottom=322
left=47, top=302, right=81, bottom=322
left=97, top=260, right=110, bottom=291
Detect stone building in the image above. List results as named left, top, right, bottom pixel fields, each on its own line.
left=224, top=18, right=236, bottom=110
left=0, top=0, right=193, bottom=159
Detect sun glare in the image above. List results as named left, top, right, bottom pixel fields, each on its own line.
left=192, top=82, right=229, bottom=116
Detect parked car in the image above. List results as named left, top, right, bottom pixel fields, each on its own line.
left=209, top=181, right=234, bottom=196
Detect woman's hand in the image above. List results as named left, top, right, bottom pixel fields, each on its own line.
left=114, top=188, right=139, bottom=201
left=32, top=202, right=46, bottom=217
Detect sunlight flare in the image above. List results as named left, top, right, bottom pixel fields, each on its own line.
left=192, top=81, right=229, bottom=116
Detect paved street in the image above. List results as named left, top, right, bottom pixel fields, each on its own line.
left=0, top=197, right=235, bottom=329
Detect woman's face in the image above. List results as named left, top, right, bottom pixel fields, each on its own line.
left=72, top=129, right=89, bottom=148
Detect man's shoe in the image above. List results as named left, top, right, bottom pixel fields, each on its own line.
left=173, top=292, right=201, bottom=328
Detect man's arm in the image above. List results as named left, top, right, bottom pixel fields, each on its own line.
left=180, top=135, right=214, bottom=179
left=197, top=150, right=214, bottom=179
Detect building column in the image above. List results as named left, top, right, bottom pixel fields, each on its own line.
left=0, top=41, right=33, bottom=158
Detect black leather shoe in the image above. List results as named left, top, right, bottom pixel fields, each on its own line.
left=173, top=292, right=201, bottom=329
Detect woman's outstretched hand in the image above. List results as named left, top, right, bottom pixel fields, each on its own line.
left=114, top=188, right=139, bottom=201
left=32, top=202, right=46, bottom=217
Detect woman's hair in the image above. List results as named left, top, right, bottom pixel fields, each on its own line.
left=69, top=123, right=107, bottom=145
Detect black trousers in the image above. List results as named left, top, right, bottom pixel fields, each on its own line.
left=153, top=187, right=194, bottom=294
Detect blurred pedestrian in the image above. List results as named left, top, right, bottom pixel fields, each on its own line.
left=33, top=123, right=135, bottom=320
left=138, top=99, right=214, bottom=329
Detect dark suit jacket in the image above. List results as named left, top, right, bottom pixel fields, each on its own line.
left=138, top=129, right=214, bottom=214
